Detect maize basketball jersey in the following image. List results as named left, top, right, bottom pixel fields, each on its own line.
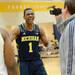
left=16, top=24, right=41, bottom=61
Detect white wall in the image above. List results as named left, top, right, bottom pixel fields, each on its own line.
left=0, top=0, right=60, bottom=26
left=0, top=12, right=56, bottom=26
left=0, top=12, right=23, bottom=26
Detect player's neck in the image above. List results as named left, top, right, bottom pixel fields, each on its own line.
left=25, top=23, right=34, bottom=31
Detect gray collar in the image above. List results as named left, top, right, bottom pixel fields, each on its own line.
left=60, top=14, right=75, bottom=27
left=58, top=14, right=75, bottom=33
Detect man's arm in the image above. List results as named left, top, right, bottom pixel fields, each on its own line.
left=39, top=27, right=51, bottom=50
left=10, top=26, right=20, bottom=41
left=2, top=29, right=19, bottom=75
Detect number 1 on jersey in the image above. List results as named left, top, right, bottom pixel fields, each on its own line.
left=29, top=42, right=33, bottom=53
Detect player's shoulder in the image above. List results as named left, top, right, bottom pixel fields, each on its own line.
left=34, top=24, right=43, bottom=30
left=34, top=24, right=39, bottom=29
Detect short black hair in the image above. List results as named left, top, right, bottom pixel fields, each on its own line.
left=24, top=8, right=33, bottom=16
left=64, top=0, right=75, bottom=15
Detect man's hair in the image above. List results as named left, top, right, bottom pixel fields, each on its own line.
left=64, top=0, right=75, bottom=15
left=23, top=8, right=33, bottom=16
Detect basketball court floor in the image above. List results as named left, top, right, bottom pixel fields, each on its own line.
left=42, top=57, right=61, bottom=75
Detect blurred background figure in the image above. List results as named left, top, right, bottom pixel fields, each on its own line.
left=48, top=6, right=62, bottom=41
left=0, top=28, right=18, bottom=75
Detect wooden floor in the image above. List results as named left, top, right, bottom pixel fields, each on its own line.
left=42, top=57, right=61, bottom=75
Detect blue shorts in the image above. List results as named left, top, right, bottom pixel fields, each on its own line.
left=19, top=59, right=47, bottom=75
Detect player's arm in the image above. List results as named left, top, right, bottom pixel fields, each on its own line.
left=2, top=29, right=19, bottom=75
left=39, top=28, right=51, bottom=50
left=10, top=26, right=20, bottom=41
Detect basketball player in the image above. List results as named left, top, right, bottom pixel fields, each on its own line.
left=0, top=28, right=18, bottom=75
left=10, top=8, right=51, bottom=75
left=59, top=0, right=75, bottom=75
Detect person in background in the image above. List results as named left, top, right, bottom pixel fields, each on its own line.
left=48, top=6, right=62, bottom=41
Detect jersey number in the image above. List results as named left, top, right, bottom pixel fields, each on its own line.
left=29, top=42, right=33, bottom=53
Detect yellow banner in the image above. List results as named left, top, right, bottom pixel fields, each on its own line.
left=0, top=2, right=64, bottom=12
